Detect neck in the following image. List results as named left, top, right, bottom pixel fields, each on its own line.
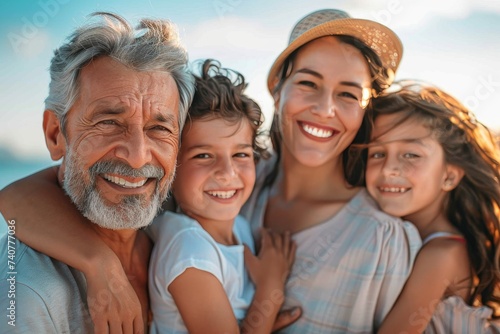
left=195, top=217, right=236, bottom=246
left=277, top=149, right=352, bottom=201
left=403, top=195, right=457, bottom=240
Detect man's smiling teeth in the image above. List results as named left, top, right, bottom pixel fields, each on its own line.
left=302, top=124, right=333, bottom=138
left=207, top=190, right=236, bottom=199
left=380, top=187, right=408, bottom=193
left=103, top=174, right=147, bottom=188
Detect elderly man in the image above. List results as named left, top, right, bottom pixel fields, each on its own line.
left=0, top=12, right=194, bottom=333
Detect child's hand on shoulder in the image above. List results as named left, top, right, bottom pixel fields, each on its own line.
left=244, top=229, right=296, bottom=293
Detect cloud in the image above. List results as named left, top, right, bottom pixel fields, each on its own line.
left=181, top=15, right=287, bottom=58
left=350, top=0, right=500, bottom=29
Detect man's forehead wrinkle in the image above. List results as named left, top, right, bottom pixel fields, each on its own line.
left=87, top=93, right=168, bottom=111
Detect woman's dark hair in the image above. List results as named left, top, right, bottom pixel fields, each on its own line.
left=187, top=59, right=268, bottom=160
left=351, top=83, right=500, bottom=315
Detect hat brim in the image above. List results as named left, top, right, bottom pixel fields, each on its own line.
left=267, top=18, right=403, bottom=93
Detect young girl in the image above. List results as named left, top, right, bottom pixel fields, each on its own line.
left=354, top=81, right=500, bottom=333
left=147, top=59, right=295, bottom=333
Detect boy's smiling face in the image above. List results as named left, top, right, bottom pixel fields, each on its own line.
left=172, top=116, right=256, bottom=226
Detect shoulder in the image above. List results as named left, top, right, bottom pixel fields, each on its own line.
left=0, top=237, right=92, bottom=332
left=155, top=212, right=212, bottom=244
left=147, top=211, right=205, bottom=242
left=408, top=238, right=470, bottom=298
left=0, top=236, right=86, bottom=291
left=340, top=190, right=422, bottom=269
left=0, top=282, right=59, bottom=332
left=149, top=221, right=226, bottom=289
left=149, top=213, right=222, bottom=269
left=347, top=189, right=421, bottom=237
left=417, top=237, right=468, bottom=273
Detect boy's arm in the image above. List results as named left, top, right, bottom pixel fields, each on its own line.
left=170, top=268, right=240, bottom=333
left=168, top=268, right=301, bottom=334
left=0, top=166, right=144, bottom=333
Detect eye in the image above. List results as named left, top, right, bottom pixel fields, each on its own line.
left=368, top=151, right=385, bottom=159
left=234, top=151, right=253, bottom=159
left=402, top=153, right=420, bottom=159
left=97, top=120, right=117, bottom=126
left=193, top=153, right=211, bottom=159
left=339, top=91, right=360, bottom=101
left=298, top=80, right=317, bottom=88
left=150, top=125, right=172, bottom=133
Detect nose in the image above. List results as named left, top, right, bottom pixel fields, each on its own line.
left=311, top=92, right=335, bottom=118
left=115, top=126, right=152, bottom=169
left=381, top=154, right=401, bottom=176
left=214, top=156, right=236, bottom=183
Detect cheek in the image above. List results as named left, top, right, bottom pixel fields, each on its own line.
left=173, top=162, right=205, bottom=192
left=70, top=132, right=111, bottom=161
left=172, top=170, right=196, bottom=206
left=364, top=163, right=378, bottom=186
left=241, top=165, right=256, bottom=185
left=341, top=109, right=365, bottom=132
left=277, top=84, right=303, bottom=118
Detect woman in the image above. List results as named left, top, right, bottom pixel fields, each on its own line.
left=0, top=9, right=421, bottom=333
left=240, top=9, right=421, bottom=332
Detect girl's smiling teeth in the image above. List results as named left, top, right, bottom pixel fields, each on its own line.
left=301, top=123, right=334, bottom=138
left=379, top=186, right=409, bottom=193
left=102, top=174, right=148, bottom=188
left=207, top=190, right=237, bottom=199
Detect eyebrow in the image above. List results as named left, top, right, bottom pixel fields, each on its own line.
left=295, top=68, right=365, bottom=90
left=370, top=136, right=431, bottom=147
left=155, top=113, right=176, bottom=125
left=89, top=106, right=177, bottom=125
left=90, top=107, right=126, bottom=118
left=184, top=143, right=253, bottom=151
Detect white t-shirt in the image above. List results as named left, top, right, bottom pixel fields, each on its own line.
left=148, top=211, right=255, bottom=333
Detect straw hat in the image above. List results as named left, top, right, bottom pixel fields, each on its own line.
left=267, top=9, right=403, bottom=93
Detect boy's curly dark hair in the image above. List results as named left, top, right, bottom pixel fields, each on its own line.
left=187, top=59, right=268, bottom=160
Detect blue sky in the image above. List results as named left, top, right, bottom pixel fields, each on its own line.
left=1, top=0, right=499, bottom=161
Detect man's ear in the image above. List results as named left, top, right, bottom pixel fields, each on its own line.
left=442, top=164, right=465, bottom=191
left=43, top=110, right=66, bottom=161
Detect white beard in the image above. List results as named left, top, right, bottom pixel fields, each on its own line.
left=62, top=148, right=174, bottom=230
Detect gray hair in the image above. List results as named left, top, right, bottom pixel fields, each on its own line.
left=45, top=12, right=195, bottom=133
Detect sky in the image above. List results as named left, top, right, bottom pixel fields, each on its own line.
left=1, top=0, right=499, bottom=162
